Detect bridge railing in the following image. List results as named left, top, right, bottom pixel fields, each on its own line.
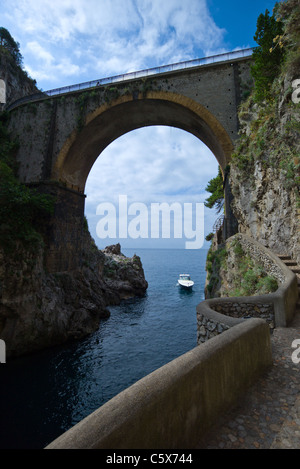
left=7, top=48, right=253, bottom=111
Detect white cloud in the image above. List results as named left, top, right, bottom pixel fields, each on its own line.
left=2, top=0, right=226, bottom=88
left=85, top=127, right=215, bottom=204
left=24, top=41, right=81, bottom=84
left=85, top=126, right=220, bottom=248
left=1, top=0, right=224, bottom=248
left=26, top=41, right=54, bottom=66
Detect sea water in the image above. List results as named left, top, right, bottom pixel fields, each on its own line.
left=0, top=248, right=208, bottom=449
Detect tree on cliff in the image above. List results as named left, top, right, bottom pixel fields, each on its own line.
left=251, top=5, right=285, bottom=101
left=0, top=27, right=22, bottom=66
left=204, top=166, right=224, bottom=214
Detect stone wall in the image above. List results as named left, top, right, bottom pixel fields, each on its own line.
left=197, top=300, right=274, bottom=343
left=31, top=182, right=87, bottom=272
left=7, top=57, right=252, bottom=190
left=197, top=310, right=231, bottom=342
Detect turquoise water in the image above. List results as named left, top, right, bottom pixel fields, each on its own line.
left=0, top=248, right=208, bottom=449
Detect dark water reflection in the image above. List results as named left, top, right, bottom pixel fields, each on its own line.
left=0, top=248, right=207, bottom=448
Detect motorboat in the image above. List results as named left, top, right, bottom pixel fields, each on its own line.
left=177, top=274, right=194, bottom=289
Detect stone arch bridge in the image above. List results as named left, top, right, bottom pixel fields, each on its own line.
left=7, top=49, right=253, bottom=272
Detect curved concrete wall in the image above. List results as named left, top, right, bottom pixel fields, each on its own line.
left=236, top=234, right=298, bottom=326
left=197, top=234, right=298, bottom=343
left=46, top=318, right=272, bottom=449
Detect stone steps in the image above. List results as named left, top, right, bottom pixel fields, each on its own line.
left=277, top=254, right=292, bottom=261
left=277, top=254, right=300, bottom=276
left=276, top=254, right=300, bottom=314
left=284, top=260, right=298, bottom=267
left=277, top=256, right=300, bottom=269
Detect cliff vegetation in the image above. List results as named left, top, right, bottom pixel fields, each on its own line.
left=206, top=0, right=300, bottom=298
left=230, top=0, right=300, bottom=264
left=0, top=111, right=54, bottom=251
left=0, top=27, right=38, bottom=107
left=205, top=237, right=278, bottom=298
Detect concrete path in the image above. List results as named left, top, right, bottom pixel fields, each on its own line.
left=196, top=260, right=300, bottom=450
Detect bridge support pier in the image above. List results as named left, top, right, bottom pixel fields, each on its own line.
left=34, top=183, right=86, bottom=272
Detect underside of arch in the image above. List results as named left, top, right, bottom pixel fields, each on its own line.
left=53, top=91, right=234, bottom=192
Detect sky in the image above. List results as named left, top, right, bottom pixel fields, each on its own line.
left=1, top=0, right=278, bottom=250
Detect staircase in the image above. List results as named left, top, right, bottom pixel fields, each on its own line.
left=277, top=254, right=300, bottom=316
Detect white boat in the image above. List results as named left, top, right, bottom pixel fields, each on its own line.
left=178, top=274, right=194, bottom=289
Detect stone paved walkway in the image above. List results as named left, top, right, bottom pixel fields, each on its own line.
left=196, top=285, right=300, bottom=449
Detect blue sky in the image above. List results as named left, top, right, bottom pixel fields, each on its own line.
left=1, top=0, right=278, bottom=249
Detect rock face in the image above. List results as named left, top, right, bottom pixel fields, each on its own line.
left=0, top=234, right=148, bottom=358
left=231, top=162, right=300, bottom=265
left=206, top=66, right=299, bottom=299
left=0, top=53, right=40, bottom=110
left=229, top=67, right=300, bottom=266
left=205, top=234, right=279, bottom=300
left=102, top=243, right=149, bottom=302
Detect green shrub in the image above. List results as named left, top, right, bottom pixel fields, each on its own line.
left=251, top=5, right=285, bottom=102
left=204, top=166, right=224, bottom=214
left=0, top=113, right=54, bottom=251
left=256, top=275, right=278, bottom=293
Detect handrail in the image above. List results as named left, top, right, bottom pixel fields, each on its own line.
left=213, top=214, right=225, bottom=232
left=7, top=48, right=253, bottom=111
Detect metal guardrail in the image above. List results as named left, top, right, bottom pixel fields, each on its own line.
left=7, top=48, right=253, bottom=111
left=213, top=215, right=225, bottom=232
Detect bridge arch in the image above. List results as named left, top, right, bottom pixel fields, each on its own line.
left=53, top=91, right=233, bottom=192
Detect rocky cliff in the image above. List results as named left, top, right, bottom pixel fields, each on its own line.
left=230, top=78, right=300, bottom=265
left=229, top=0, right=300, bottom=266
left=0, top=53, right=40, bottom=109
left=0, top=234, right=148, bottom=358
left=206, top=0, right=299, bottom=297
left=205, top=234, right=279, bottom=299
